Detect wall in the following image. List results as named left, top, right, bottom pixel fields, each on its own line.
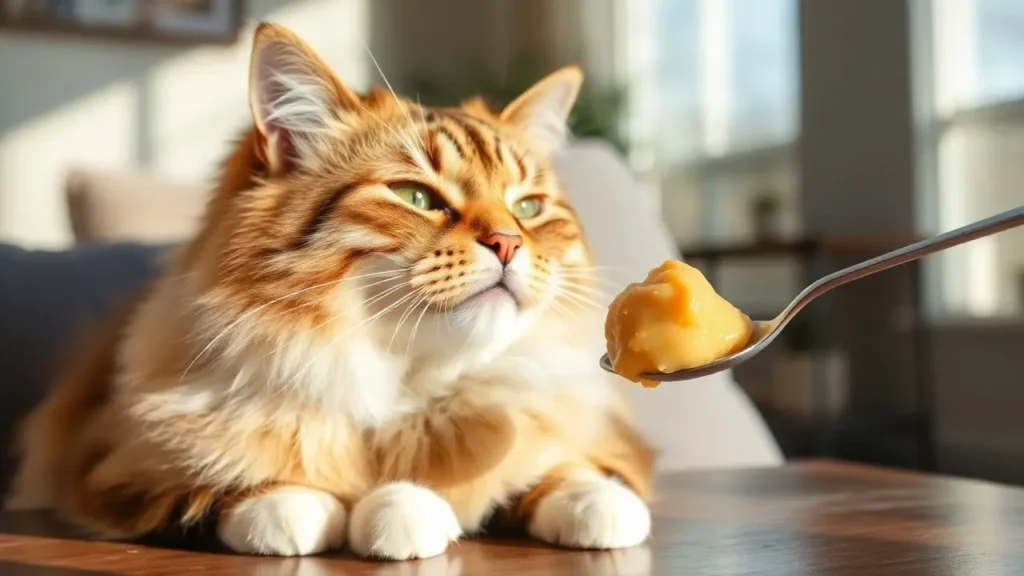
left=0, top=0, right=623, bottom=249
left=798, top=0, right=920, bottom=421
left=0, top=0, right=370, bottom=248
left=365, top=0, right=621, bottom=104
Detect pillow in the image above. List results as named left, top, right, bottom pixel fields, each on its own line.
left=0, top=242, right=169, bottom=494
left=65, top=168, right=208, bottom=245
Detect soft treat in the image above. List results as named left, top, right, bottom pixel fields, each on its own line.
left=605, top=260, right=752, bottom=387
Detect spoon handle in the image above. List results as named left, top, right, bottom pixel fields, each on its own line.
left=782, top=205, right=1024, bottom=321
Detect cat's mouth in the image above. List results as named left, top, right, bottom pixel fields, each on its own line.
left=459, top=279, right=521, bottom=309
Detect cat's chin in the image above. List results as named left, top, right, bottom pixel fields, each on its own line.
left=456, top=283, right=520, bottom=311
left=380, top=285, right=533, bottom=363
left=448, top=286, right=523, bottom=334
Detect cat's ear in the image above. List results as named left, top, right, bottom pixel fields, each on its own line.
left=500, top=66, right=583, bottom=155
left=248, top=23, right=360, bottom=175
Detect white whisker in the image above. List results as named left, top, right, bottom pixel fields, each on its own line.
left=365, top=45, right=423, bottom=147
left=282, top=283, right=419, bottom=388
left=554, top=289, right=604, bottom=311
left=364, top=45, right=431, bottom=169
left=179, top=268, right=409, bottom=381
left=558, top=280, right=609, bottom=298
left=405, top=294, right=433, bottom=356
left=388, top=288, right=429, bottom=353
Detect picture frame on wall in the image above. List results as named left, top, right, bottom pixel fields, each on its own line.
left=0, top=0, right=245, bottom=45
left=150, top=0, right=240, bottom=38
left=70, top=0, right=139, bottom=28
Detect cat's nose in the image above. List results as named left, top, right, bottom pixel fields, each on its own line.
left=479, top=233, right=523, bottom=266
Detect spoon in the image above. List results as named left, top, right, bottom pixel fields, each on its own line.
left=600, top=204, right=1024, bottom=382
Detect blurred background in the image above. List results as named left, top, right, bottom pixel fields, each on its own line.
left=1, top=0, right=1024, bottom=485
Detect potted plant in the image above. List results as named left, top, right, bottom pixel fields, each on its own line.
left=751, top=191, right=782, bottom=241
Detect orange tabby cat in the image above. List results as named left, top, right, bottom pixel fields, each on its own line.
left=6, top=23, right=654, bottom=559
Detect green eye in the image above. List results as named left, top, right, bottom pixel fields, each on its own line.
left=392, top=184, right=441, bottom=211
left=512, top=196, right=543, bottom=219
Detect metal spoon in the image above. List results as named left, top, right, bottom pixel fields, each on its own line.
left=600, top=204, right=1024, bottom=382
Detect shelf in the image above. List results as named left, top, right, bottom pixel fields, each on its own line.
left=680, top=235, right=923, bottom=261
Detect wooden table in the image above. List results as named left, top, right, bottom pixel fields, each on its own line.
left=1, top=460, right=1022, bottom=575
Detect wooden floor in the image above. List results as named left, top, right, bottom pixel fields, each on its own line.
left=2, top=460, right=1023, bottom=575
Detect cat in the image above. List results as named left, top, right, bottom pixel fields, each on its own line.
left=6, top=22, right=655, bottom=559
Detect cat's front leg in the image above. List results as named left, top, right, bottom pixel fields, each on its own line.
left=522, top=463, right=651, bottom=550
left=217, top=485, right=347, bottom=556
left=348, top=482, right=462, bottom=560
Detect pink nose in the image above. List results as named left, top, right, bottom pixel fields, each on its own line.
left=479, top=233, right=523, bottom=266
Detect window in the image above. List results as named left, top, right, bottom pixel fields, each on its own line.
left=622, top=0, right=801, bottom=244
left=933, top=0, right=1024, bottom=114
left=923, top=0, right=1024, bottom=316
left=642, top=0, right=799, bottom=163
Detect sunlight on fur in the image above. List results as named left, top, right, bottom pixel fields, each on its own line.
left=6, top=23, right=655, bottom=560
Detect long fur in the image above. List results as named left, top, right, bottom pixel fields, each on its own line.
left=6, top=23, right=654, bottom=557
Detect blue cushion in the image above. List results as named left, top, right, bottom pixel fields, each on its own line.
left=0, top=242, right=169, bottom=492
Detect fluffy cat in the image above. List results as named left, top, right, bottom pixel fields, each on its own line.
left=6, top=22, right=655, bottom=559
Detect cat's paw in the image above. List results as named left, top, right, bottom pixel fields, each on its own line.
left=218, top=486, right=346, bottom=556
left=528, top=474, right=651, bottom=549
left=348, top=482, right=461, bottom=560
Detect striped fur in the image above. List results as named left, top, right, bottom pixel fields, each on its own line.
left=6, top=23, right=654, bottom=558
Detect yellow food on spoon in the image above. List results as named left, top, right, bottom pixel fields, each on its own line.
left=604, top=260, right=753, bottom=388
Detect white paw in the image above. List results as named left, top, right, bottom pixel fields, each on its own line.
left=529, top=475, right=651, bottom=549
left=218, top=486, right=346, bottom=556
left=348, top=482, right=461, bottom=560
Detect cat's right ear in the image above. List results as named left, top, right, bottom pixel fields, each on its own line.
left=248, top=23, right=360, bottom=175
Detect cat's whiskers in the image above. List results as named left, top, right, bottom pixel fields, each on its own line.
left=558, top=280, right=609, bottom=301
left=253, top=273, right=410, bottom=364
left=180, top=268, right=409, bottom=381
left=366, top=46, right=423, bottom=149
left=556, top=269, right=614, bottom=283
left=415, top=95, right=430, bottom=135
left=279, top=281, right=421, bottom=388
left=552, top=287, right=604, bottom=312
left=358, top=102, right=426, bottom=171
left=184, top=267, right=407, bottom=346
left=554, top=267, right=615, bottom=285
left=562, top=264, right=620, bottom=274
left=535, top=280, right=578, bottom=321
left=549, top=299, right=578, bottom=321
left=388, top=287, right=430, bottom=353
left=405, top=292, right=435, bottom=357
left=364, top=46, right=429, bottom=160
left=519, top=270, right=561, bottom=313
left=355, top=100, right=423, bottom=172
left=524, top=269, right=605, bottom=314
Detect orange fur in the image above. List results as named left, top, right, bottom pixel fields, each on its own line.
left=7, top=22, right=654, bottom=555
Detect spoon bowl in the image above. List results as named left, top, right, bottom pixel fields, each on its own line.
left=599, top=320, right=777, bottom=382
left=601, top=204, right=1024, bottom=382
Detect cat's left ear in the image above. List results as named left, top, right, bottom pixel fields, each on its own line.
left=249, top=23, right=361, bottom=175
left=500, top=66, right=583, bottom=155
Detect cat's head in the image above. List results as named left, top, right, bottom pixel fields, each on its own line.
left=188, top=23, right=597, bottom=366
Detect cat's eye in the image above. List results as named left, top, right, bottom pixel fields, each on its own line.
left=512, top=196, right=543, bottom=219
left=391, top=183, right=444, bottom=211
